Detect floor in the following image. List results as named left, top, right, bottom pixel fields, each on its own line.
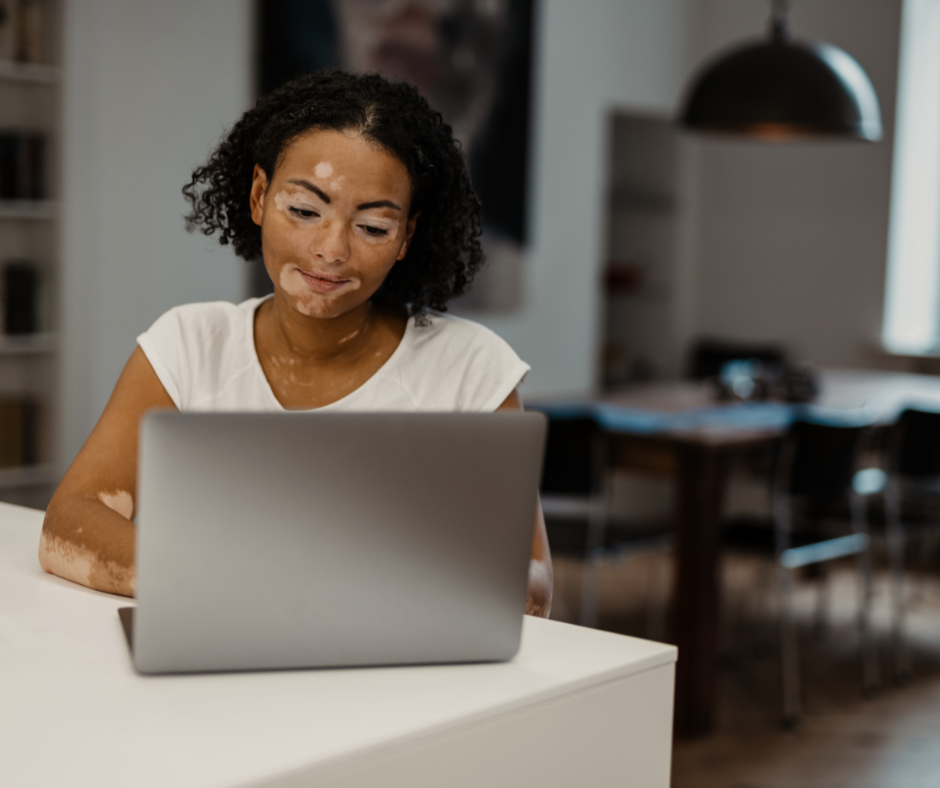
left=549, top=548, right=940, bottom=788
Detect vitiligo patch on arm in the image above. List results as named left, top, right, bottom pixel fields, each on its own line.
left=98, top=489, right=134, bottom=520
left=38, top=526, right=136, bottom=596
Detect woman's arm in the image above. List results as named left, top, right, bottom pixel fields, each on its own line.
left=39, top=347, right=176, bottom=596
left=497, top=388, right=553, bottom=617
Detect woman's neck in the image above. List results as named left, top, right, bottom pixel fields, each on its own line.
left=254, top=291, right=408, bottom=410
left=265, top=292, right=379, bottom=364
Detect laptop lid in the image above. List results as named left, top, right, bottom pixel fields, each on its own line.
left=132, top=411, right=546, bottom=674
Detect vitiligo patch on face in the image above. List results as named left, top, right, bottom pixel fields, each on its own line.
left=274, top=189, right=306, bottom=216
left=278, top=264, right=364, bottom=319
left=280, top=266, right=318, bottom=316
left=314, top=162, right=333, bottom=179
left=359, top=217, right=401, bottom=244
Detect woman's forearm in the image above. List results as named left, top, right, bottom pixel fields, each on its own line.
left=39, top=494, right=137, bottom=597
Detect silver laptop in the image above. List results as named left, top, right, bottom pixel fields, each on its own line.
left=121, top=410, right=546, bottom=674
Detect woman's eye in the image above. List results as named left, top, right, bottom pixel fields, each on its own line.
left=289, top=207, right=317, bottom=219
left=362, top=225, right=389, bottom=237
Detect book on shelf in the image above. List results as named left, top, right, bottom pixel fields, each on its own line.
left=0, top=1, right=14, bottom=61
left=3, top=259, right=38, bottom=334
left=0, top=0, right=50, bottom=64
left=0, top=130, right=45, bottom=200
left=0, top=395, right=39, bottom=468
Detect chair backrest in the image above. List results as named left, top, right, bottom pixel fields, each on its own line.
left=890, top=408, right=940, bottom=478
left=539, top=417, right=600, bottom=496
left=687, top=337, right=787, bottom=380
left=779, top=420, right=865, bottom=500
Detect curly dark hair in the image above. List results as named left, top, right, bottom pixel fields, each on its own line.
left=183, top=70, right=485, bottom=316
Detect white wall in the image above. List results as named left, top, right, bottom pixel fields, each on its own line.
left=489, top=0, right=905, bottom=391
left=679, top=0, right=902, bottom=368
left=54, top=0, right=902, bottom=465
left=56, top=0, right=691, bottom=468
left=479, top=0, right=692, bottom=398
left=59, top=0, right=251, bottom=470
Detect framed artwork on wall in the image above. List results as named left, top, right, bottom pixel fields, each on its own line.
left=256, top=0, right=534, bottom=313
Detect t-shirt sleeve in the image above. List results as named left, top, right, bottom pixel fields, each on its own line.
left=396, top=315, right=529, bottom=412
left=425, top=317, right=531, bottom=412
left=464, top=328, right=531, bottom=412
left=137, top=308, right=186, bottom=409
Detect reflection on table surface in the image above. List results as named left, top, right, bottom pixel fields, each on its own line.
left=530, top=369, right=940, bottom=441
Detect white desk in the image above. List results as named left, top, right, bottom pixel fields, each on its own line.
left=0, top=502, right=676, bottom=787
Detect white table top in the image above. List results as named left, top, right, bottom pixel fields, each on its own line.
left=0, top=502, right=676, bottom=788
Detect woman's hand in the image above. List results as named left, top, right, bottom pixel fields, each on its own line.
left=526, top=556, right=553, bottom=617
left=39, top=347, right=176, bottom=596
left=497, top=388, right=553, bottom=618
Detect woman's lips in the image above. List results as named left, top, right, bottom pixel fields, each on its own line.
left=297, top=269, right=350, bottom=294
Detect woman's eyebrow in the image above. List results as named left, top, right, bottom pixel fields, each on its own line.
left=357, top=199, right=401, bottom=211
left=287, top=179, right=331, bottom=203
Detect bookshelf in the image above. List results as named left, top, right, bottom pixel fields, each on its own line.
left=0, top=1, right=61, bottom=508
left=0, top=332, right=55, bottom=355
left=602, top=112, right=679, bottom=387
left=0, top=59, right=58, bottom=84
left=0, top=463, right=53, bottom=490
left=0, top=200, right=57, bottom=220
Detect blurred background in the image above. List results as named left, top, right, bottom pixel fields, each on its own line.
left=4, top=0, right=940, bottom=784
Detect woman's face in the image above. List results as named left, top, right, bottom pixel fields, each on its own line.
left=250, top=129, right=418, bottom=320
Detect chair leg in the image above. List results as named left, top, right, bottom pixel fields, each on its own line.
left=885, top=479, right=911, bottom=682
left=775, top=494, right=801, bottom=727
left=812, top=565, right=830, bottom=641
left=718, top=556, right=743, bottom=663
left=909, top=527, right=932, bottom=610
left=754, top=562, right=776, bottom=658
left=779, top=563, right=801, bottom=728
left=579, top=550, right=602, bottom=628
left=851, top=491, right=879, bottom=695
left=644, top=542, right=670, bottom=642
left=579, top=488, right=608, bottom=628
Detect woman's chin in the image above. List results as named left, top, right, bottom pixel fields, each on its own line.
left=281, top=291, right=358, bottom=320
left=292, top=298, right=341, bottom=319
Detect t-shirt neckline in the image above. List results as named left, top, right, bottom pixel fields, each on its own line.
left=244, top=295, right=414, bottom=412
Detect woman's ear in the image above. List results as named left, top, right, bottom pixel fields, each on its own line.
left=397, top=212, right=420, bottom=261
left=249, top=165, right=269, bottom=227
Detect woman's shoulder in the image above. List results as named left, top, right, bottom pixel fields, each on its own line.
left=393, top=310, right=530, bottom=411
left=137, top=298, right=265, bottom=410
left=149, top=297, right=262, bottom=333
left=408, top=310, right=511, bottom=351
left=140, top=297, right=264, bottom=353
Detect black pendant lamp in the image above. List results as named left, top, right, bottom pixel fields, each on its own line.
left=679, top=0, right=882, bottom=141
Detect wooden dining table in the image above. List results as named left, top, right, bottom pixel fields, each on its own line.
left=531, top=368, right=940, bottom=738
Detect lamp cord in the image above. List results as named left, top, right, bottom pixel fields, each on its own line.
left=771, top=0, right=791, bottom=42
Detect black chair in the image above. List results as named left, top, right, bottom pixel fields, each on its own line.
left=883, top=408, right=940, bottom=681
left=687, top=337, right=787, bottom=380
left=539, top=416, right=672, bottom=631
left=723, top=420, right=878, bottom=727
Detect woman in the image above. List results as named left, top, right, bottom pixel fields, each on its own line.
left=38, top=71, right=552, bottom=616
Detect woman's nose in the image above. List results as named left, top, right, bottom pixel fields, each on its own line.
left=311, top=218, right=349, bottom=263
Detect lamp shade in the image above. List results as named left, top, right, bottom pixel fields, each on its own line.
left=680, top=34, right=882, bottom=141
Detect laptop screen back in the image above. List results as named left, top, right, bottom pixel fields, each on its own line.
left=133, top=411, right=546, bottom=674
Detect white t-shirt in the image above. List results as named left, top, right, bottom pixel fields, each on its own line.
left=137, top=297, right=530, bottom=413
